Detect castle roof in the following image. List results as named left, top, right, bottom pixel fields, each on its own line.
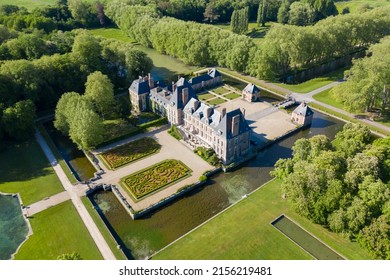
left=189, top=68, right=221, bottom=86
left=243, top=83, right=260, bottom=94
left=170, top=78, right=197, bottom=109
left=215, top=109, right=250, bottom=140
left=293, top=103, right=314, bottom=117
left=129, top=77, right=150, bottom=95
left=208, top=68, right=221, bottom=78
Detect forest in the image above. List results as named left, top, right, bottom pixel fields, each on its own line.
left=0, top=2, right=153, bottom=146
left=271, top=123, right=390, bottom=259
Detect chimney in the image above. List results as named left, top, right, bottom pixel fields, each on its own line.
left=241, top=108, right=246, bottom=117
left=148, top=73, right=154, bottom=89
left=205, top=107, right=212, bottom=119
left=182, top=87, right=189, bottom=105
left=172, top=81, right=176, bottom=92
left=221, top=107, right=226, bottom=118
left=232, top=115, right=240, bottom=137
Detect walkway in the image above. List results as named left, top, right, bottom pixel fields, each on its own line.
left=34, top=130, right=116, bottom=260
left=26, top=191, right=70, bottom=216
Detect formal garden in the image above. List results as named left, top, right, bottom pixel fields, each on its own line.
left=197, top=83, right=242, bottom=107
left=121, top=159, right=192, bottom=200
left=99, top=137, right=161, bottom=170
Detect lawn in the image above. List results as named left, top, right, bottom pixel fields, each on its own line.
left=207, top=97, right=227, bottom=106
left=89, top=28, right=136, bottom=43
left=0, top=139, right=64, bottom=205
left=102, top=118, right=138, bottom=143
left=224, top=93, right=241, bottom=100
left=154, top=179, right=372, bottom=260
left=81, top=196, right=127, bottom=260
left=309, top=102, right=390, bottom=136
left=100, top=137, right=161, bottom=169
left=121, top=159, right=191, bottom=200
left=212, top=86, right=230, bottom=95
left=336, top=0, right=390, bottom=13
left=198, top=93, right=215, bottom=101
left=313, top=89, right=346, bottom=110
left=14, top=200, right=103, bottom=260
left=275, top=68, right=346, bottom=94
left=4, top=0, right=107, bottom=10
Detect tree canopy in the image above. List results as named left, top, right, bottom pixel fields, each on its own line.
left=271, top=123, right=390, bottom=259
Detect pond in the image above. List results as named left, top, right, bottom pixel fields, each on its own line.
left=42, top=122, right=96, bottom=182
left=134, top=45, right=197, bottom=82
left=272, top=215, right=344, bottom=260
left=0, top=194, right=29, bottom=260
left=89, top=110, right=345, bottom=260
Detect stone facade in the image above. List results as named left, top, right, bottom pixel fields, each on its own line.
left=291, top=102, right=314, bottom=126
left=129, top=68, right=251, bottom=165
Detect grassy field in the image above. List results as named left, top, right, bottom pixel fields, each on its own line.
left=313, top=89, right=346, bottom=110
left=89, top=28, right=136, bottom=43
left=224, top=93, right=241, bottom=100
left=0, top=139, right=64, bottom=205
left=3, top=0, right=104, bottom=10
left=207, top=97, right=227, bottom=106
left=81, top=196, right=127, bottom=260
left=154, top=179, right=372, bottom=260
left=15, top=200, right=103, bottom=260
left=309, top=102, right=390, bottom=136
left=275, top=68, right=345, bottom=93
left=100, top=137, right=161, bottom=169
left=212, top=87, right=230, bottom=95
left=335, top=0, right=390, bottom=13
left=198, top=93, right=216, bottom=101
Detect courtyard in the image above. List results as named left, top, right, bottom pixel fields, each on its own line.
left=93, top=127, right=214, bottom=211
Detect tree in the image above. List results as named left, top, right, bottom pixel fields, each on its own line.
left=84, top=71, right=114, bottom=118
left=288, top=2, right=315, bottom=26
left=125, top=49, right=153, bottom=81
left=277, top=0, right=291, bottom=24
left=257, top=0, right=267, bottom=27
left=69, top=107, right=104, bottom=150
left=357, top=215, right=390, bottom=259
left=204, top=0, right=220, bottom=23
left=2, top=100, right=36, bottom=140
left=72, top=31, right=102, bottom=72
left=230, top=7, right=248, bottom=35
left=332, top=123, right=372, bottom=157
left=54, top=92, right=83, bottom=135
left=57, top=252, right=83, bottom=260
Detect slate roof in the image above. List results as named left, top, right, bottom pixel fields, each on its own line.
left=129, top=78, right=150, bottom=95
left=293, top=103, right=314, bottom=117
left=170, top=78, right=197, bottom=109
left=184, top=98, right=221, bottom=128
left=215, top=109, right=250, bottom=140
left=243, top=83, right=260, bottom=94
left=208, top=68, right=221, bottom=78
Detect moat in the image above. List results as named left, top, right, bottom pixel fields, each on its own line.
left=89, top=110, right=344, bottom=259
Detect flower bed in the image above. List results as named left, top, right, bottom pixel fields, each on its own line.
left=121, top=160, right=192, bottom=199
left=100, top=137, right=161, bottom=169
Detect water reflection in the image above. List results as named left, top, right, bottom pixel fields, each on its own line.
left=90, top=111, right=345, bottom=259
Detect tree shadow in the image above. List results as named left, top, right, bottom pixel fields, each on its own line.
left=0, top=140, right=52, bottom=184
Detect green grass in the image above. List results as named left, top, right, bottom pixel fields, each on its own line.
left=37, top=123, right=78, bottom=184
left=100, top=137, right=161, bottom=170
left=275, top=68, right=345, bottom=93
left=121, top=159, right=191, bottom=200
left=102, top=119, right=138, bottom=144
left=335, top=0, right=390, bottom=14
left=198, top=93, right=215, bottom=101
left=89, top=28, right=136, bottom=43
left=14, top=200, right=103, bottom=260
left=212, top=87, right=230, bottom=95
left=313, top=89, right=346, bottom=110
left=207, top=97, right=227, bottom=106
left=3, top=0, right=105, bottom=10
left=309, top=102, right=390, bottom=136
left=81, top=196, right=127, bottom=260
left=224, top=93, right=241, bottom=100
left=154, top=179, right=372, bottom=260
left=0, top=139, right=64, bottom=205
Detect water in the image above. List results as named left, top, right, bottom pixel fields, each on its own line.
left=0, top=195, right=29, bottom=260
left=42, top=122, right=96, bottom=182
left=134, top=45, right=196, bottom=82
left=272, top=215, right=344, bottom=260
left=89, top=111, right=344, bottom=259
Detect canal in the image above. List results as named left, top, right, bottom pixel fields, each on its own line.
left=89, top=110, right=344, bottom=260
